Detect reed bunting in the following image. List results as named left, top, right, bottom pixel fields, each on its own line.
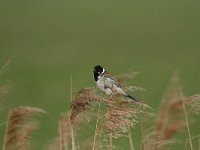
left=93, top=65, right=139, bottom=102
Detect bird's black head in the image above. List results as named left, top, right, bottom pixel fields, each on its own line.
left=93, top=65, right=105, bottom=81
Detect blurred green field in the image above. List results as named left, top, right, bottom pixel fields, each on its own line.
left=0, top=0, right=200, bottom=149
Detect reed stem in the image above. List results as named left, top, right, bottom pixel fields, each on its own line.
left=180, top=89, right=193, bottom=150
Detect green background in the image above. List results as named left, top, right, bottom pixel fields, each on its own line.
left=0, top=0, right=200, bottom=149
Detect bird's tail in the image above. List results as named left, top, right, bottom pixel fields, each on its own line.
left=126, top=94, right=140, bottom=102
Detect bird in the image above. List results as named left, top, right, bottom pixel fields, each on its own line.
left=93, top=65, right=139, bottom=102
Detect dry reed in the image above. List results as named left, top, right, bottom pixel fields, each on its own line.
left=0, top=82, right=12, bottom=110
left=141, top=73, right=185, bottom=150
left=93, top=71, right=148, bottom=150
left=58, top=112, right=71, bottom=150
left=44, top=112, right=72, bottom=150
left=0, top=59, right=12, bottom=76
left=2, top=106, right=46, bottom=150
left=0, top=60, right=12, bottom=106
left=100, top=95, right=142, bottom=138
left=3, top=68, right=199, bottom=150
left=142, top=72, right=200, bottom=150
left=92, top=104, right=101, bottom=150
left=70, top=87, right=101, bottom=124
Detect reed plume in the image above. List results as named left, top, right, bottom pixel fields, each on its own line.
left=45, top=109, right=78, bottom=150
left=141, top=73, right=185, bottom=150
left=69, top=87, right=101, bottom=150
left=142, top=72, right=200, bottom=150
left=70, top=87, right=101, bottom=124
left=99, top=71, right=148, bottom=137
left=100, top=95, right=146, bottom=138
left=45, top=112, right=73, bottom=150
left=2, top=106, right=46, bottom=150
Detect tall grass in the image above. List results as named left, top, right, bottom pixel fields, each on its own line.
left=1, top=68, right=200, bottom=150
left=141, top=73, right=200, bottom=150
